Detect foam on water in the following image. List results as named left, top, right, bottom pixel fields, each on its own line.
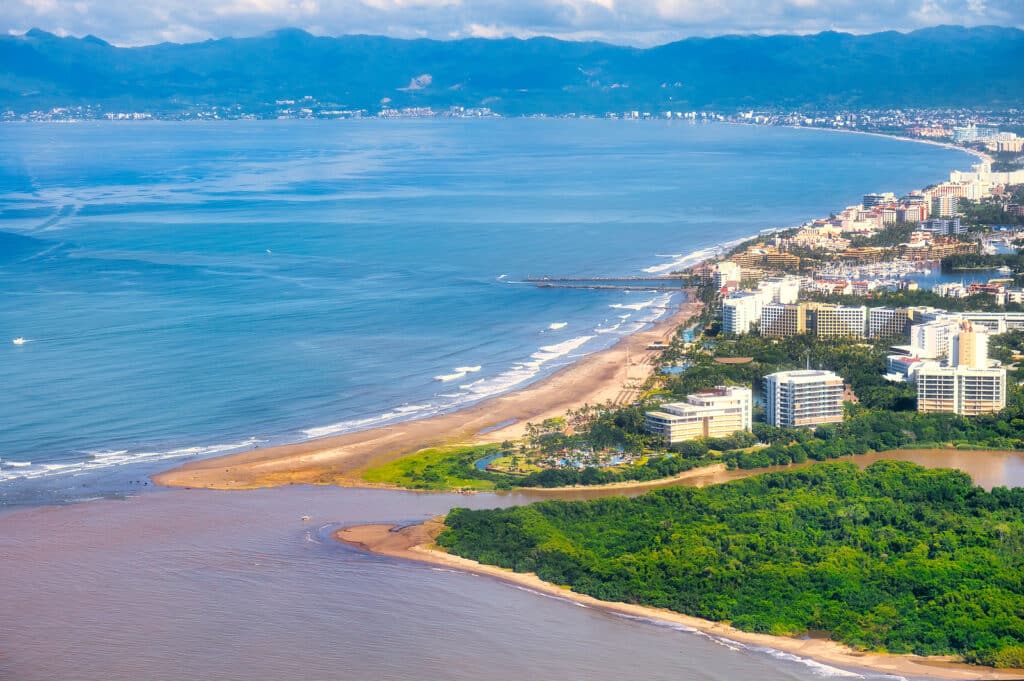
left=754, top=648, right=866, bottom=678
left=609, top=298, right=658, bottom=311
left=301, top=404, right=439, bottom=439
left=641, top=234, right=760, bottom=274
left=548, top=322, right=568, bottom=330
left=0, top=437, right=265, bottom=484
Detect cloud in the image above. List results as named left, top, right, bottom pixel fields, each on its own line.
left=3, top=0, right=1022, bottom=46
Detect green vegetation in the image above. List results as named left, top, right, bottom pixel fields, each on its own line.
left=437, top=461, right=1024, bottom=666
left=358, top=437, right=721, bottom=491
left=360, top=445, right=505, bottom=490
left=942, top=252, right=1024, bottom=272
left=848, top=220, right=920, bottom=248
left=958, top=187, right=1024, bottom=227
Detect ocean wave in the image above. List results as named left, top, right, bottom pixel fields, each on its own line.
left=0, top=437, right=265, bottom=484
left=756, top=647, right=865, bottom=678
left=301, top=403, right=437, bottom=439
left=595, top=322, right=623, bottom=334
left=609, top=298, right=657, bottom=311
left=435, top=371, right=467, bottom=382
left=453, top=365, right=481, bottom=373
left=548, top=322, right=568, bottom=330
left=641, top=234, right=757, bottom=275
left=453, top=335, right=596, bottom=402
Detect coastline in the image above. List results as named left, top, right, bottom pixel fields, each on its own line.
left=152, top=295, right=703, bottom=490
left=776, top=123, right=995, bottom=165
left=336, top=521, right=1024, bottom=681
left=152, top=125, right=989, bottom=493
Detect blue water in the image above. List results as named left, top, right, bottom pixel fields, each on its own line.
left=0, top=119, right=973, bottom=504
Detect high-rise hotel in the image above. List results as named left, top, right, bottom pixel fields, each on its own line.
left=916, top=322, right=1006, bottom=416
left=764, top=369, right=845, bottom=428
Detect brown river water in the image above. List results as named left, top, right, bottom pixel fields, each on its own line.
left=1, top=449, right=1021, bottom=681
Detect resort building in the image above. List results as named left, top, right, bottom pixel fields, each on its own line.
left=714, top=261, right=742, bottom=290
left=868, top=307, right=910, bottom=339
left=862, top=192, right=895, bottom=209
left=885, top=355, right=926, bottom=382
left=722, top=292, right=761, bottom=335
left=761, top=302, right=807, bottom=337
left=757, top=276, right=801, bottom=305
left=807, top=304, right=867, bottom=338
left=920, top=217, right=964, bottom=236
left=916, top=322, right=1006, bottom=416
left=645, top=386, right=753, bottom=444
left=930, top=194, right=960, bottom=218
left=909, top=318, right=961, bottom=359
left=764, top=370, right=845, bottom=428
left=916, top=367, right=1006, bottom=416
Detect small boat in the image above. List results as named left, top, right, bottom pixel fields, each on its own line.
left=12, top=338, right=26, bottom=345
left=301, top=515, right=311, bottom=521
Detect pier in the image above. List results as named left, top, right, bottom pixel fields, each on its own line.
left=527, top=276, right=691, bottom=291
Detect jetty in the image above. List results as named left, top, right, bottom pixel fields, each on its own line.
left=526, top=276, right=690, bottom=291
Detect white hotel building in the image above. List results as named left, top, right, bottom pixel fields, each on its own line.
left=764, top=370, right=845, bottom=428
left=645, top=386, right=753, bottom=444
left=915, top=323, right=1006, bottom=416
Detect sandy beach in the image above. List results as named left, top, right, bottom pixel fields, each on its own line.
left=336, top=521, right=1024, bottom=681
left=153, top=295, right=702, bottom=490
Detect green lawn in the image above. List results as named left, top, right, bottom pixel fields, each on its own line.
left=360, top=445, right=502, bottom=490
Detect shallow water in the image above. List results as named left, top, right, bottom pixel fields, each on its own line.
left=2, top=450, right=1020, bottom=681
left=0, top=119, right=973, bottom=504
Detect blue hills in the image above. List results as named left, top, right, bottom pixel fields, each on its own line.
left=2, top=25, right=1022, bottom=114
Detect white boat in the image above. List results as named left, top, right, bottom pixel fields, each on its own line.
left=12, top=338, right=26, bottom=345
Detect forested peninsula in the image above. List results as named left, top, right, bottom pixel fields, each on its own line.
left=436, top=461, right=1024, bottom=667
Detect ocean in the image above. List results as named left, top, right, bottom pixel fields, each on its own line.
left=0, top=119, right=973, bottom=505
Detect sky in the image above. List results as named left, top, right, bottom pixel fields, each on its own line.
left=4, top=0, right=1023, bottom=47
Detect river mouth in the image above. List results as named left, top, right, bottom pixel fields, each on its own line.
left=2, top=449, right=1021, bottom=681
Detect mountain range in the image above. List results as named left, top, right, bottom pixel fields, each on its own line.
left=2, top=25, right=1022, bottom=115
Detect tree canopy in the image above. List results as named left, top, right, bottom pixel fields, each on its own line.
left=438, top=461, right=1024, bottom=667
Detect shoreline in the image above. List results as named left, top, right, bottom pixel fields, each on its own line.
left=153, top=125, right=987, bottom=493
left=336, top=521, right=1023, bottom=681
left=152, top=295, right=703, bottom=490
left=775, top=123, right=995, bottom=166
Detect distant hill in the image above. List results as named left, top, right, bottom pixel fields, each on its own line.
left=2, top=26, right=1022, bottom=114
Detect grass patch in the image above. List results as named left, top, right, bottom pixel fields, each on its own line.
left=360, top=445, right=504, bottom=490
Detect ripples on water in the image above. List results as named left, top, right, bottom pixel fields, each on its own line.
left=0, top=120, right=974, bottom=504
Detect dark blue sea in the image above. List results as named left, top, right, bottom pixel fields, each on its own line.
left=0, top=119, right=973, bottom=504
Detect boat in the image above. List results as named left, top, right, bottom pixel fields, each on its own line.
left=301, top=515, right=311, bottom=521
left=12, top=338, right=26, bottom=345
